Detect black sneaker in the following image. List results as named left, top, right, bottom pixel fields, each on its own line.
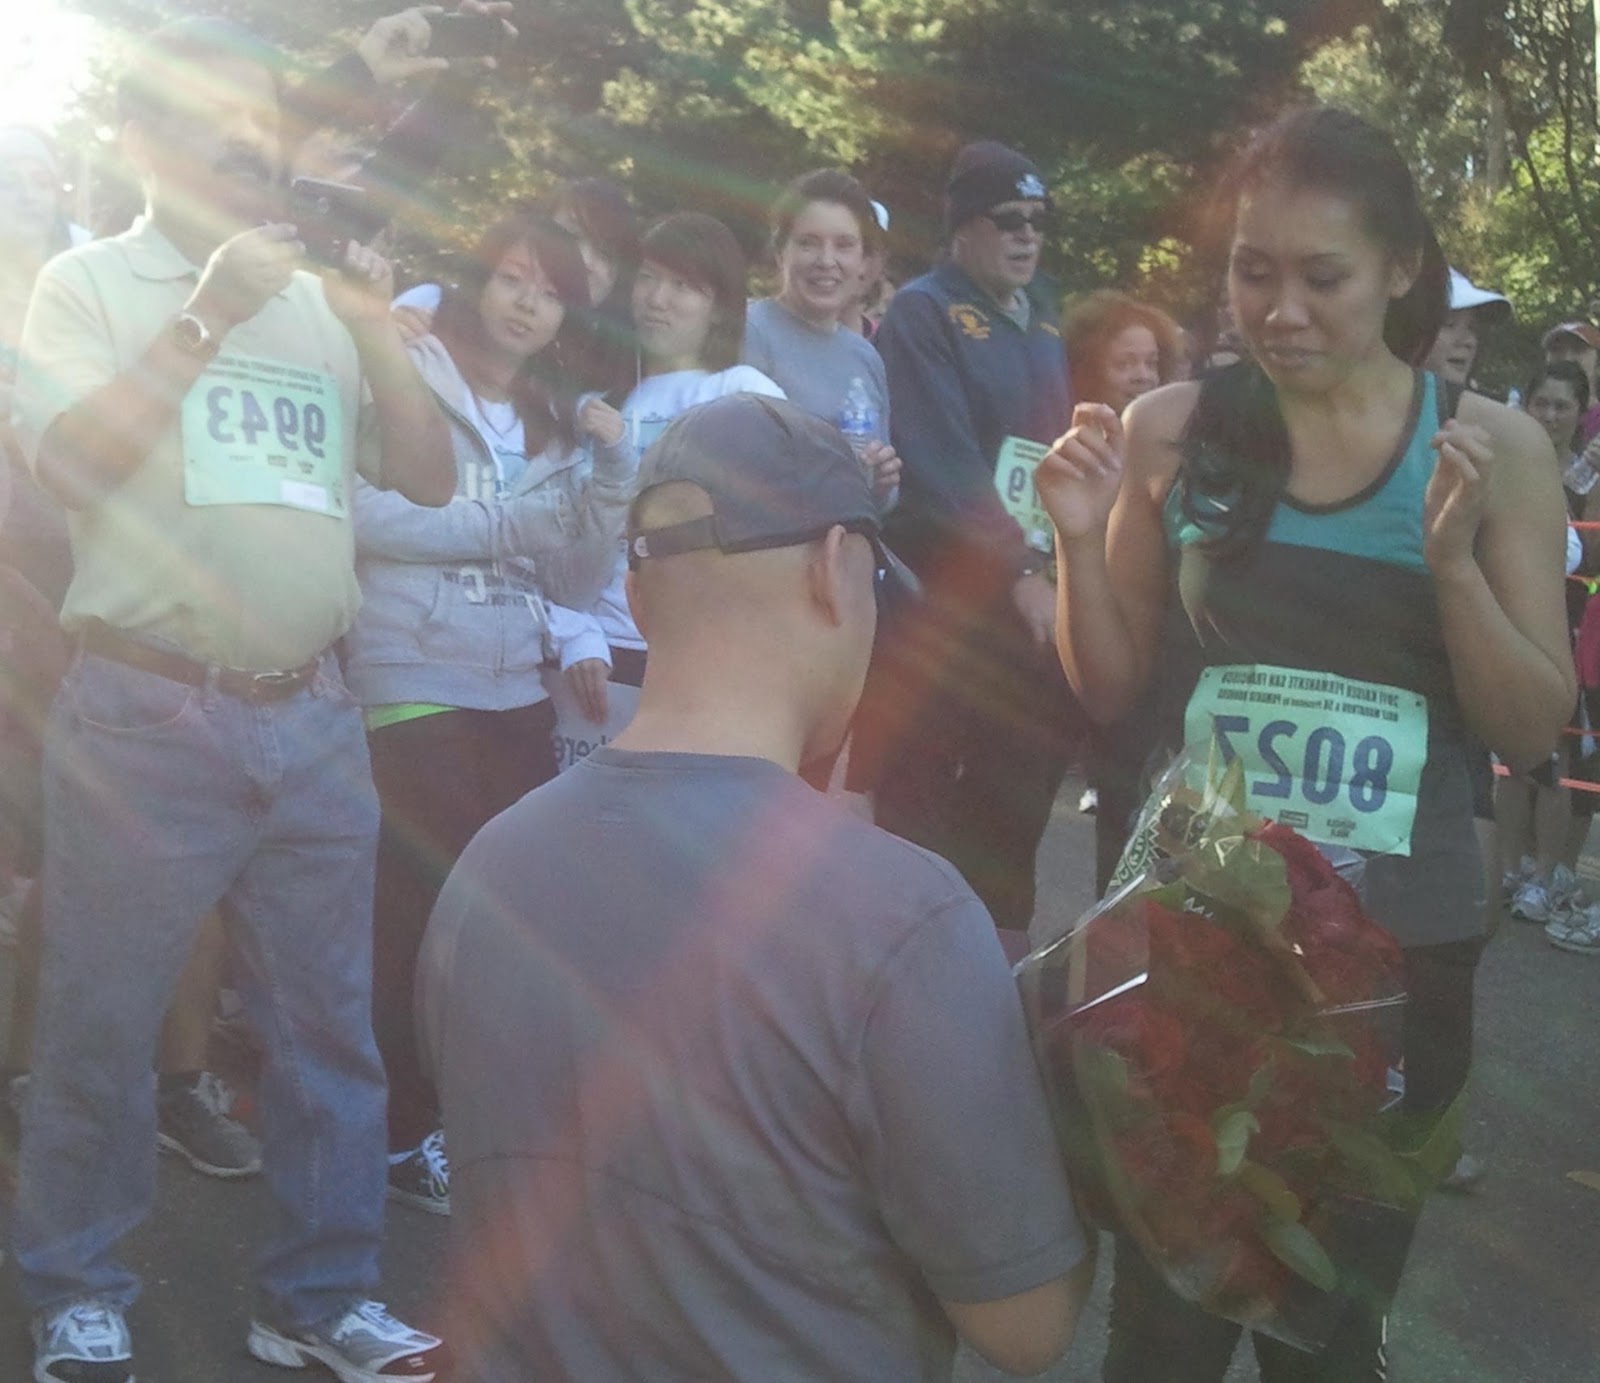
left=386, top=1130, right=449, bottom=1215
left=156, top=1071, right=261, bottom=1179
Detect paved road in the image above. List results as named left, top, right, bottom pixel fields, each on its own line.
left=0, top=779, right=1596, bottom=1380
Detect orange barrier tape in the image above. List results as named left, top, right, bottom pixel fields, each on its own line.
left=1491, top=760, right=1600, bottom=793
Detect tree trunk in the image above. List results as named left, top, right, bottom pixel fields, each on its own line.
left=1486, top=80, right=1509, bottom=192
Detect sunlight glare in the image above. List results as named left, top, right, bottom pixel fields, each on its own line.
left=0, top=2, right=102, bottom=132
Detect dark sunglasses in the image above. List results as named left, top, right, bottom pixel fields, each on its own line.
left=984, top=208, right=1052, bottom=234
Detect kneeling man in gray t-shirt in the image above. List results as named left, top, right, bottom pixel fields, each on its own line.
left=418, top=393, right=1092, bottom=1382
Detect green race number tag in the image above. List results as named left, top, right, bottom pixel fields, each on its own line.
left=182, top=353, right=345, bottom=517
left=1184, top=663, right=1428, bottom=856
left=993, top=435, right=1053, bottom=554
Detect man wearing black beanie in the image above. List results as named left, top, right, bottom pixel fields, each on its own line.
left=860, top=139, right=1083, bottom=943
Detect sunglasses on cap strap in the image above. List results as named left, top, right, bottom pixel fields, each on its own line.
left=628, top=515, right=886, bottom=568
left=984, top=208, right=1052, bottom=234
left=627, top=513, right=924, bottom=622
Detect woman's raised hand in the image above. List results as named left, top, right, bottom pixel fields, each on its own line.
left=577, top=397, right=626, bottom=447
left=1035, top=402, right=1126, bottom=542
left=1423, top=419, right=1492, bottom=578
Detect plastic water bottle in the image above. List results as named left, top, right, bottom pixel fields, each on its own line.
left=1565, top=452, right=1599, bottom=497
left=837, top=376, right=877, bottom=456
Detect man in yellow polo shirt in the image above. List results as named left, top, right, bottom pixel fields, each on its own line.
left=8, top=18, right=453, bottom=1383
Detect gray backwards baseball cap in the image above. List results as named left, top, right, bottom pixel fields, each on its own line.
left=627, top=393, right=881, bottom=566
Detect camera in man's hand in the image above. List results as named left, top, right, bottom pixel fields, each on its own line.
left=288, top=178, right=387, bottom=270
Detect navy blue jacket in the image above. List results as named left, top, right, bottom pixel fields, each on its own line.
left=876, top=263, right=1073, bottom=596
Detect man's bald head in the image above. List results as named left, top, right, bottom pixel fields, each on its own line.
left=627, top=479, right=873, bottom=649
left=622, top=396, right=885, bottom=767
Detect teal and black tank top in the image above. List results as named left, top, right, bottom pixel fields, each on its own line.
left=1160, top=370, right=1483, bottom=947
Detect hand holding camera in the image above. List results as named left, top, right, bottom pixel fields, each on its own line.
left=187, top=223, right=302, bottom=336
left=357, top=2, right=517, bottom=84
left=320, top=242, right=399, bottom=341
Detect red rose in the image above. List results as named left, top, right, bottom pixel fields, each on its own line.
left=1176, top=1025, right=1257, bottom=1103
left=1163, top=1112, right=1219, bottom=1180
left=1204, top=950, right=1290, bottom=1035
left=1053, top=817, right=1409, bottom=1325
left=1074, top=995, right=1188, bottom=1083
left=1148, top=906, right=1242, bottom=973
left=1213, top=1237, right=1293, bottom=1315
left=1077, top=897, right=1156, bottom=997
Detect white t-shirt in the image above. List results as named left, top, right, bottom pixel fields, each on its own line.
left=460, top=392, right=529, bottom=497
left=592, top=365, right=786, bottom=649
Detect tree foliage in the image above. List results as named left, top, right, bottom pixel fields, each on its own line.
left=1302, top=0, right=1600, bottom=393
left=59, top=0, right=1378, bottom=319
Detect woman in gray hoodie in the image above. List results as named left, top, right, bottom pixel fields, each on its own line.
left=344, top=212, right=636, bottom=1215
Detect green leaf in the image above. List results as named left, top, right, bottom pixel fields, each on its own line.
left=1326, top=1124, right=1428, bottom=1207
left=1379, top=1090, right=1467, bottom=1188
left=1180, top=835, right=1292, bottom=929
left=1237, top=1160, right=1302, bottom=1221
left=1275, top=1033, right=1356, bottom=1060
left=1077, top=1045, right=1132, bottom=1104
left=1245, top=1060, right=1276, bottom=1107
left=1213, top=1109, right=1260, bottom=1176
left=1262, top=1217, right=1339, bottom=1292
left=1200, top=744, right=1249, bottom=823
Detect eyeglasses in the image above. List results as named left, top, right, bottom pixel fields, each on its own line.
left=984, top=208, right=1052, bottom=234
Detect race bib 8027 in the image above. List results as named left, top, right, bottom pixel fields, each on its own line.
left=1184, top=664, right=1429, bottom=856
left=993, top=435, right=1054, bottom=554
left=181, top=353, right=345, bottom=516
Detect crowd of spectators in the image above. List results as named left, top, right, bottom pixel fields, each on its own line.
left=0, top=7, right=1590, bottom=1383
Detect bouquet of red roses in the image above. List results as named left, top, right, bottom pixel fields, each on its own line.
left=1017, top=754, right=1458, bottom=1349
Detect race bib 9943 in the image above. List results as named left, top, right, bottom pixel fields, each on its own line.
left=182, top=353, right=345, bottom=516
left=993, top=435, right=1054, bottom=554
left=1184, top=664, right=1428, bottom=856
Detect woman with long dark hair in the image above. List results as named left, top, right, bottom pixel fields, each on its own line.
left=1040, top=107, right=1571, bottom=1380
left=345, top=210, right=636, bottom=1214
left=548, top=176, right=641, bottom=397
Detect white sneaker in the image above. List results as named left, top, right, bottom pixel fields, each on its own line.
left=1548, top=902, right=1600, bottom=954
left=247, top=1299, right=447, bottom=1383
left=1511, top=864, right=1582, bottom=924
left=31, top=1299, right=134, bottom=1383
left=1501, top=853, right=1537, bottom=896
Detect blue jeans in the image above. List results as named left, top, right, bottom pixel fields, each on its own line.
left=13, top=649, right=388, bottom=1327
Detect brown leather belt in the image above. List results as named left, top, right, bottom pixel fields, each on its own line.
left=80, top=620, right=320, bottom=703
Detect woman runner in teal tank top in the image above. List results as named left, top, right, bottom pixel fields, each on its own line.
left=1039, top=109, right=1573, bottom=1383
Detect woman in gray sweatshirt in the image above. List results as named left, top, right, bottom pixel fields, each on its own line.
left=344, top=212, right=637, bottom=1214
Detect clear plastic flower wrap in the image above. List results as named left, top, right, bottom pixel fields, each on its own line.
left=1016, top=749, right=1461, bottom=1350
